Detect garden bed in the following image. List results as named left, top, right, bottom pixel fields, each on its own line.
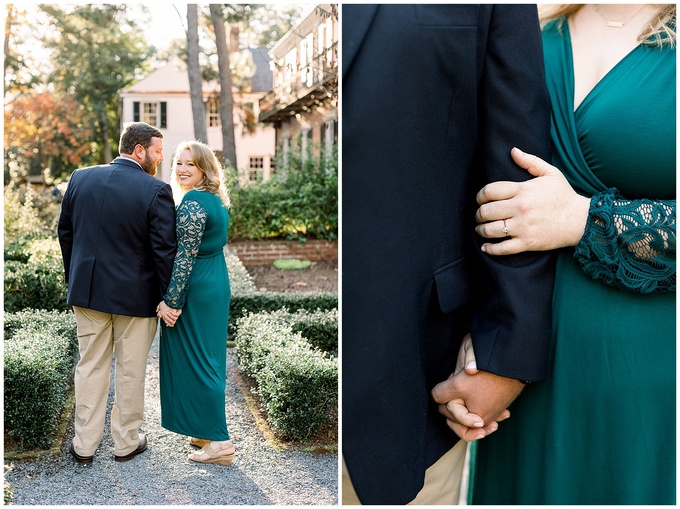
left=244, top=261, right=337, bottom=293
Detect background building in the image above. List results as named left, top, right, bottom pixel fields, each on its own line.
left=258, top=4, right=338, bottom=159
left=119, top=48, right=275, bottom=184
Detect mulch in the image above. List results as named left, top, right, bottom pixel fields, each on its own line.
left=244, top=261, right=338, bottom=293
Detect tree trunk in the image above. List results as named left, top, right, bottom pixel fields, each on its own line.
left=4, top=5, right=14, bottom=78
left=209, top=4, right=237, bottom=168
left=186, top=4, right=207, bottom=143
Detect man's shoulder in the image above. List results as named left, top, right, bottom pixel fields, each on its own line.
left=109, top=159, right=168, bottom=188
left=68, top=164, right=110, bottom=184
left=73, top=163, right=108, bottom=174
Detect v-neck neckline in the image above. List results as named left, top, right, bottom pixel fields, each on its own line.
left=565, top=20, right=644, bottom=114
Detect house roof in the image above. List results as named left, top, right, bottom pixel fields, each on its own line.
left=123, top=59, right=213, bottom=94
left=122, top=49, right=272, bottom=95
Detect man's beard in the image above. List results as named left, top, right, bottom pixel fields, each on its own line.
left=141, top=153, right=158, bottom=176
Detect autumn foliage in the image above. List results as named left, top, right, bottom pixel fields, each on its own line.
left=4, top=91, right=94, bottom=179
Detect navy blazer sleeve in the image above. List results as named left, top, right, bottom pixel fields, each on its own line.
left=57, top=170, right=77, bottom=284
left=470, top=5, right=556, bottom=382
left=149, top=183, right=177, bottom=297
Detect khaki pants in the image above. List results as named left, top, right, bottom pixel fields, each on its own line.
left=72, top=307, right=157, bottom=456
left=342, top=440, right=469, bottom=505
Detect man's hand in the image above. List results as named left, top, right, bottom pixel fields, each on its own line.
left=157, top=301, right=182, bottom=327
left=431, top=333, right=521, bottom=441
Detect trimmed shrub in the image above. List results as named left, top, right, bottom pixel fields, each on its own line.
left=229, top=290, right=337, bottom=337
left=236, top=312, right=292, bottom=376
left=244, top=308, right=337, bottom=355
left=4, top=312, right=78, bottom=448
left=4, top=259, right=68, bottom=313
left=4, top=309, right=77, bottom=348
left=257, top=342, right=336, bottom=440
left=235, top=310, right=337, bottom=440
left=225, top=247, right=256, bottom=294
left=287, top=308, right=338, bottom=354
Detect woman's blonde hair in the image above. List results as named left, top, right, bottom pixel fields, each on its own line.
left=169, top=140, right=230, bottom=208
left=539, top=4, right=676, bottom=47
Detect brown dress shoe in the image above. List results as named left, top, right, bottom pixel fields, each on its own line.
left=114, top=434, right=148, bottom=462
left=69, top=442, right=94, bottom=465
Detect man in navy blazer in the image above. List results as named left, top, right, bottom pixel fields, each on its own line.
left=342, top=5, right=557, bottom=504
left=58, top=122, right=177, bottom=464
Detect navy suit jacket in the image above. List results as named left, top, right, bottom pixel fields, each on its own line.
left=58, top=156, right=177, bottom=317
left=342, top=4, right=557, bottom=504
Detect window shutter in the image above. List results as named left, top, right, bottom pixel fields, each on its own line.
left=133, top=101, right=140, bottom=122
left=160, top=102, right=167, bottom=129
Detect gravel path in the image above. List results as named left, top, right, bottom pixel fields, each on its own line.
left=5, top=333, right=338, bottom=505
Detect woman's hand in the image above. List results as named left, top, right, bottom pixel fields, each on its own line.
left=475, top=148, right=591, bottom=255
left=157, top=301, right=182, bottom=327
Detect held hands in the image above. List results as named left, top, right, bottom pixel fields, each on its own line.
left=157, top=301, right=181, bottom=327
left=475, top=147, right=591, bottom=255
left=431, top=334, right=521, bottom=442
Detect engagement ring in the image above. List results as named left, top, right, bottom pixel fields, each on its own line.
left=502, top=219, right=510, bottom=235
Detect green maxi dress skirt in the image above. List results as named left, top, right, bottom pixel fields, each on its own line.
left=160, top=190, right=231, bottom=441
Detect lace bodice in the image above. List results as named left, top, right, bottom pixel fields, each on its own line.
left=163, top=198, right=208, bottom=309
left=575, top=188, right=676, bottom=293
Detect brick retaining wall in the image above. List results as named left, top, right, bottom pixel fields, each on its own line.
left=229, top=239, right=337, bottom=265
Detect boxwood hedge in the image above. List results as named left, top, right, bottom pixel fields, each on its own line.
left=235, top=309, right=337, bottom=440
left=4, top=310, right=78, bottom=449
left=229, top=291, right=337, bottom=338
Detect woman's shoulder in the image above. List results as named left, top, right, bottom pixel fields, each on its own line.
left=541, top=17, right=569, bottom=54
left=182, top=189, right=211, bottom=202
left=542, top=17, right=565, bottom=37
left=182, top=189, right=224, bottom=209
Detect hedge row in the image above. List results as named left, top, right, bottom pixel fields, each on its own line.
left=4, top=310, right=78, bottom=449
left=229, top=291, right=338, bottom=338
left=225, top=247, right=257, bottom=294
left=235, top=309, right=337, bottom=440
left=282, top=308, right=338, bottom=354
left=4, top=259, right=69, bottom=313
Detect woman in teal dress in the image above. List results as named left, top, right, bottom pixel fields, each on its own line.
left=468, top=4, right=676, bottom=504
left=157, top=140, right=234, bottom=466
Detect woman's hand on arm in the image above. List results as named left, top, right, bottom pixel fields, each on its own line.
left=475, top=148, right=591, bottom=255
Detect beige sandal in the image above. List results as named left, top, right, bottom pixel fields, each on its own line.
left=188, top=440, right=235, bottom=466
left=188, top=437, right=211, bottom=448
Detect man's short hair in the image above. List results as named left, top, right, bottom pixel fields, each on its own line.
left=119, top=122, right=164, bottom=155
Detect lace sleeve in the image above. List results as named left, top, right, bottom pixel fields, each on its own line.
left=574, top=188, right=676, bottom=294
left=163, top=199, right=207, bottom=309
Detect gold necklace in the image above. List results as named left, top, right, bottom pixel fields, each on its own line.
left=594, top=4, right=647, bottom=28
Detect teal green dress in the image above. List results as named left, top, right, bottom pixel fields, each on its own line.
left=160, top=190, right=231, bottom=441
left=472, top=20, right=676, bottom=504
